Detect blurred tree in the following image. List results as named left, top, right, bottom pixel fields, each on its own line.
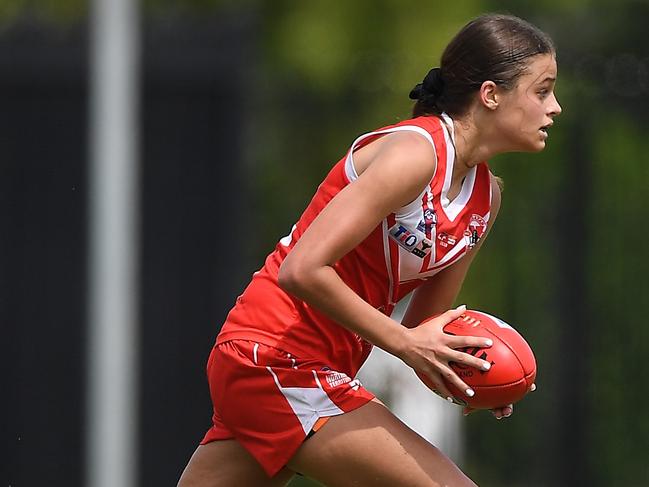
left=249, top=2, right=649, bottom=486
left=462, top=2, right=649, bottom=485
left=0, top=0, right=86, bottom=23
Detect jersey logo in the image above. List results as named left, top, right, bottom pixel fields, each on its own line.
left=416, top=208, right=437, bottom=234
left=464, top=214, right=487, bottom=250
left=389, top=223, right=433, bottom=258
left=437, top=232, right=457, bottom=248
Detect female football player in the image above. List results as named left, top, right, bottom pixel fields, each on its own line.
left=178, top=13, right=561, bottom=487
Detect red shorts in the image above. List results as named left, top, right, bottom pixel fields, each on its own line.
left=200, top=340, right=375, bottom=476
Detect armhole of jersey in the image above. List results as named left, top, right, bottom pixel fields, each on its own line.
left=344, top=125, right=437, bottom=183
left=489, top=171, right=493, bottom=207
left=486, top=169, right=494, bottom=223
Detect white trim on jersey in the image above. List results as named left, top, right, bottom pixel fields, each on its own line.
left=426, top=237, right=467, bottom=271
left=344, top=125, right=437, bottom=187
left=279, top=224, right=297, bottom=247
left=266, top=366, right=344, bottom=435
left=420, top=209, right=491, bottom=275
left=439, top=115, right=477, bottom=222
left=489, top=175, right=494, bottom=206
left=253, top=343, right=259, bottom=365
left=382, top=219, right=396, bottom=308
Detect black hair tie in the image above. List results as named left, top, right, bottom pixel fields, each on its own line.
left=408, top=83, right=425, bottom=100
left=423, top=67, right=444, bottom=95
left=409, top=67, right=444, bottom=100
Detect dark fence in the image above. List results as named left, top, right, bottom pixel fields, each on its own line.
left=2, top=12, right=254, bottom=486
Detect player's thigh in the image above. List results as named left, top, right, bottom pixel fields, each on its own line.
left=288, top=398, right=477, bottom=487
left=177, top=439, right=294, bottom=487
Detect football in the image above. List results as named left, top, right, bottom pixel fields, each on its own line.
left=418, top=310, right=536, bottom=409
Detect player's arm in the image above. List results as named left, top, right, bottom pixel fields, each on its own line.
left=402, top=176, right=521, bottom=419
left=401, top=173, right=502, bottom=328
left=278, top=132, right=492, bottom=401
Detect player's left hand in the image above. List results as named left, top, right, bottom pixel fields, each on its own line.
left=462, top=383, right=536, bottom=419
left=462, top=403, right=513, bottom=419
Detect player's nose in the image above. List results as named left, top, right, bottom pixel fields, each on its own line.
left=549, top=92, right=562, bottom=117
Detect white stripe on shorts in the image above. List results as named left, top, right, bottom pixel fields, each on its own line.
left=266, top=366, right=344, bottom=435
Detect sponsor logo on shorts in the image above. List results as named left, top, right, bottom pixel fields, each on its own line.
left=323, top=369, right=362, bottom=391
left=325, top=370, right=352, bottom=388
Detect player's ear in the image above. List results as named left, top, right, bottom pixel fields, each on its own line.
left=479, top=81, right=499, bottom=110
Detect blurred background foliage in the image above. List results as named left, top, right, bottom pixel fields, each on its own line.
left=3, top=0, right=649, bottom=486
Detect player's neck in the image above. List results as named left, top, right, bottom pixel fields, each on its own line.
left=449, top=113, right=501, bottom=177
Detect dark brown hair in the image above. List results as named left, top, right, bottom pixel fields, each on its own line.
left=410, top=14, right=555, bottom=117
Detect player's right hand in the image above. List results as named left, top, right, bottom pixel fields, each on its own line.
left=397, top=305, right=494, bottom=402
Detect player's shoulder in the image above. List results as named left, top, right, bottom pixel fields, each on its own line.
left=350, top=126, right=437, bottom=187
left=374, top=130, right=438, bottom=183
left=381, top=129, right=436, bottom=153
left=353, top=115, right=442, bottom=181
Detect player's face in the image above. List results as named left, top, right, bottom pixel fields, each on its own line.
left=495, top=54, right=562, bottom=152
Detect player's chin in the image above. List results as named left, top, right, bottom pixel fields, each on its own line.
left=519, top=137, right=546, bottom=153
left=531, top=140, right=547, bottom=152
left=534, top=130, right=550, bottom=151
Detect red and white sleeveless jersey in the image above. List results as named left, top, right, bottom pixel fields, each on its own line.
left=217, top=114, right=493, bottom=377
